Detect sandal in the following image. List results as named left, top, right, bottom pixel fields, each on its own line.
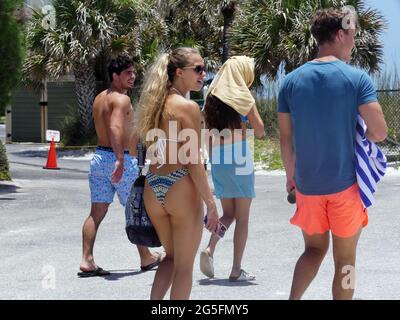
left=200, top=249, right=214, bottom=278
left=229, top=269, right=255, bottom=282
left=77, top=266, right=110, bottom=278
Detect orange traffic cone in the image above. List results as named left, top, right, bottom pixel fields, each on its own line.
left=43, top=138, right=60, bottom=170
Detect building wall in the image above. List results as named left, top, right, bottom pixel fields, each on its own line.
left=10, top=87, right=41, bottom=142
left=11, top=82, right=77, bottom=143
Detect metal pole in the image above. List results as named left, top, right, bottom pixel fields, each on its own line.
left=40, top=79, right=48, bottom=143
left=5, top=106, right=12, bottom=143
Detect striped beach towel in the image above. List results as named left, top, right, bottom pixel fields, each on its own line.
left=355, top=115, right=387, bottom=208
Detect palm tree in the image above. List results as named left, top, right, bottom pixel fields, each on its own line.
left=158, top=0, right=243, bottom=70
left=27, top=0, right=119, bottom=134
left=23, top=0, right=165, bottom=135
left=230, top=0, right=386, bottom=80
left=221, top=1, right=237, bottom=63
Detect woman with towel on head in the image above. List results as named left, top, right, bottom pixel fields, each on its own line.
left=200, top=56, right=265, bottom=281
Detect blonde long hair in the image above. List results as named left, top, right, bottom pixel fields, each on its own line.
left=136, top=47, right=200, bottom=146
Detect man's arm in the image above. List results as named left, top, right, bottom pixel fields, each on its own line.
left=358, top=101, right=388, bottom=142
left=278, top=112, right=296, bottom=193
left=109, top=95, right=131, bottom=183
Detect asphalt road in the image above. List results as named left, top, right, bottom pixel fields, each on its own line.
left=1, top=143, right=400, bottom=300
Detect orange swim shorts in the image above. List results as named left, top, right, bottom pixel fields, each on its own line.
left=290, top=183, right=368, bottom=238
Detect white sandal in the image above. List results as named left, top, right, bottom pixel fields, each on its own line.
left=200, top=249, right=214, bottom=278
left=229, top=269, right=255, bottom=282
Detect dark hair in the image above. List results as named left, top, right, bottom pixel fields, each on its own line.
left=107, top=55, right=134, bottom=82
left=204, top=94, right=241, bottom=131
left=311, top=8, right=349, bottom=45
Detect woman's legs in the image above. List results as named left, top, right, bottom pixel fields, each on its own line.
left=169, top=205, right=203, bottom=299
left=145, top=175, right=203, bottom=300
left=230, top=198, right=252, bottom=278
left=205, top=199, right=236, bottom=257
left=144, top=183, right=174, bottom=300
left=165, top=176, right=203, bottom=299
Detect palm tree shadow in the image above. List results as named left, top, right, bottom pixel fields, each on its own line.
left=103, top=268, right=155, bottom=281
left=198, top=278, right=258, bottom=287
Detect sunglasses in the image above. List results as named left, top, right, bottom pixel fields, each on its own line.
left=183, top=65, right=206, bottom=74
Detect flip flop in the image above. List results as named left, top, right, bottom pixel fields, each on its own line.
left=77, top=266, right=110, bottom=278
left=140, top=253, right=162, bottom=272
left=229, top=269, right=255, bottom=282
left=200, top=249, right=214, bottom=278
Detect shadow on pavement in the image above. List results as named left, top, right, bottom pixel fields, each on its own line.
left=14, top=149, right=93, bottom=159
left=102, top=269, right=146, bottom=281
left=198, top=278, right=258, bottom=287
left=0, top=183, right=21, bottom=196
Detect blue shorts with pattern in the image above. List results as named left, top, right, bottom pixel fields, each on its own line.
left=88, top=147, right=139, bottom=206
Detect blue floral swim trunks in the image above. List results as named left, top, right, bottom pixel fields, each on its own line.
left=88, top=146, right=139, bottom=206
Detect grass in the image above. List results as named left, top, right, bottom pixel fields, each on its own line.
left=253, top=138, right=284, bottom=170
left=0, top=116, right=4, bottom=124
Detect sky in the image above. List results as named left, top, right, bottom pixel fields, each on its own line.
left=365, top=0, right=400, bottom=72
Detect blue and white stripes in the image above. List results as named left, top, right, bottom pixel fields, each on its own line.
left=355, top=115, right=387, bottom=208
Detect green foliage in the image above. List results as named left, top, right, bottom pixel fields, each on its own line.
left=23, top=0, right=167, bottom=133
left=256, top=98, right=279, bottom=138
left=0, top=0, right=25, bottom=115
left=59, top=104, right=97, bottom=146
left=253, top=138, right=284, bottom=170
left=0, top=140, right=11, bottom=181
left=231, top=0, right=386, bottom=80
left=161, top=0, right=241, bottom=70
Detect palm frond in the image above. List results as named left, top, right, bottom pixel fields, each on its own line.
left=231, top=0, right=386, bottom=78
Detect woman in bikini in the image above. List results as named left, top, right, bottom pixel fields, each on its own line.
left=136, top=47, right=220, bottom=300
left=200, top=56, right=265, bottom=282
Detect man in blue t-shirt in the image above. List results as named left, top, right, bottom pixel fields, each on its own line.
left=278, top=7, right=387, bottom=300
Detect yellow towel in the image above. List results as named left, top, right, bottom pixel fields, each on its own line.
left=206, top=56, right=255, bottom=116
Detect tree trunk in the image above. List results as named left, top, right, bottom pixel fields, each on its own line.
left=221, top=1, right=236, bottom=63
left=73, top=63, right=96, bottom=136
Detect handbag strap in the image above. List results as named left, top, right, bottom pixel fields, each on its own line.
left=137, top=141, right=146, bottom=176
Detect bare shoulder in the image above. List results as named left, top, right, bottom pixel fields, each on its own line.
left=173, top=97, right=200, bottom=121
left=111, top=92, right=132, bottom=110
left=93, top=89, right=108, bottom=104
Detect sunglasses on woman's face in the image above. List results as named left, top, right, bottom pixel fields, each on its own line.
left=183, top=65, right=206, bottom=74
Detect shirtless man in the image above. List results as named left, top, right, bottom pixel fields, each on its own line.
left=78, top=56, right=162, bottom=277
